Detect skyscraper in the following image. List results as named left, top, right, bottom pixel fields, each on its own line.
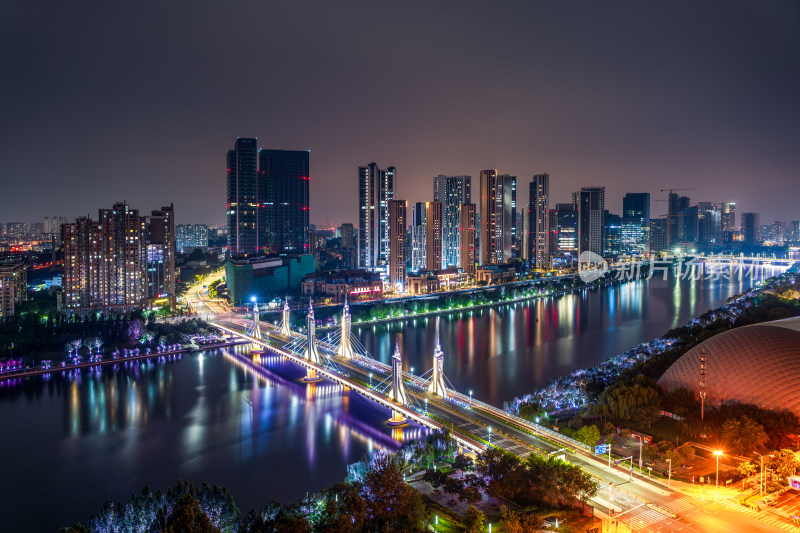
left=425, top=201, right=443, bottom=271
left=433, top=175, right=471, bottom=268
left=339, top=223, right=355, bottom=249
left=479, top=170, right=515, bottom=265
left=459, top=203, right=476, bottom=277
left=388, top=200, right=407, bottom=289
left=227, top=138, right=260, bottom=256
left=358, top=163, right=396, bottom=269
left=260, top=149, right=310, bottom=254
left=742, top=213, right=760, bottom=245
left=667, top=193, right=691, bottom=245
left=621, top=193, right=650, bottom=255
left=410, top=202, right=426, bottom=272
left=649, top=219, right=668, bottom=253
left=603, top=212, right=622, bottom=258
left=145, top=204, right=176, bottom=308
left=577, top=187, right=605, bottom=256
left=697, top=202, right=721, bottom=247
left=528, top=174, right=549, bottom=269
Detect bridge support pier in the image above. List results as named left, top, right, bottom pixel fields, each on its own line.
left=427, top=328, right=448, bottom=398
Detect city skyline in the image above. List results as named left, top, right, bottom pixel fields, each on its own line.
left=2, top=2, right=799, bottom=225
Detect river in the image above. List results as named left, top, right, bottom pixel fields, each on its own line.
left=0, top=266, right=777, bottom=531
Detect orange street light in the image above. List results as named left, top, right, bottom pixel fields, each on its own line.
left=714, top=450, right=723, bottom=493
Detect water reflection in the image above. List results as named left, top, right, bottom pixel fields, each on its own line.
left=358, top=274, right=768, bottom=406
left=0, top=347, right=424, bottom=532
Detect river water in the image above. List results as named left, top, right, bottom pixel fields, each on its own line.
left=0, top=267, right=778, bottom=531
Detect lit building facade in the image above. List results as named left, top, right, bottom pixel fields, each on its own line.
left=621, top=193, right=650, bottom=255
left=528, top=173, right=549, bottom=269
left=459, top=203, right=476, bottom=277
left=425, top=201, right=443, bottom=271
left=260, top=149, right=310, bottom=254
left=433, top=175, right=471, bottom=268
left=388, top=199, right=407, bottom=290
left=176, top=224, right=209, bottom=253
left=577, top=186, right=605, bottom=256
left=479, top=170, right=516, bottom=265
left=358, top=163, right=396, bottom=269
left=227, top=138, right=261, bottom=256
left=649, top=219, right=668, bottom=253
left=62, top=202, right=175, bottom=315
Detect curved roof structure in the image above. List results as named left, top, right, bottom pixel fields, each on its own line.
left=658, top=321, right=800, bottom=415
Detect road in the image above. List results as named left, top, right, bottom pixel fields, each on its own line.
left=185, top=276, right=792, bottom=532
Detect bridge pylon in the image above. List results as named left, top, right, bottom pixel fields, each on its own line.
left=388, top=341, right=409, bottom=426
left=427, top=328, right=448, bottom=398
left=303, top=299, right=322, bottom=382
left=251, top=299, right=262, bottom=340
left=336, top=297, right=354, bottom=359
left=279, top=297, right=291, bottom=336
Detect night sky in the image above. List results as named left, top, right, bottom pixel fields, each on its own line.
left=2, top=1, right=798, bottom=226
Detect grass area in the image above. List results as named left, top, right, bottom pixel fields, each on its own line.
left=423, top=497, right=466, bottom=532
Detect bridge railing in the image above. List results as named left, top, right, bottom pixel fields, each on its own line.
left=449, top=390, right=591, bottom=451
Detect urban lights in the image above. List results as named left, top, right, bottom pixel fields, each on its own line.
left=714, top=450, right=723, bottom=494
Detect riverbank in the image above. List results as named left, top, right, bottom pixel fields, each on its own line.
left=0, top=339, right=249, bottom=382
left=505, top=263, right=800, bottom=415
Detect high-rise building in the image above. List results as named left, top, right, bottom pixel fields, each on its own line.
left=787, top=221, right=800, bottom=243
left=227, top=138, right=261, bottom=256
left=721, top=202, right=736, bottom=233
left=604, top=212, right=622, bottom=258
left=527, top=174, right=550, bottom=269
left=388, top=200, right=407, bottom=289
left=770, top=221, right=786, bottom=243
left=433, top=175, right=471, bottom=268
left=682, top=205, right=699, bottom=243
left=260, top=149, right=310, bottom=254
left=0, top=263, right=26, bottom=310
left=410, top=202, right=426, bottom=272
left=697, top=202, right=721, bottom=247
left=358, top=163, right=396, bottom=269
left=577, top=187, right=605, bottom=256
left=479, top=170, right=516, bottom=265
left=62, top=202, right=175, bottom=315
left=742, top=212, right=760, bottom=245
left=145, top=205, right=176, bottom=308
left=339, top=223, right=355, bottom=249
left=176, top=224, right=209, bottom=253
left=621, top=193, right=650, bottom=255
left=459, top=203, right=476, bottom=277
left=649, top=219, right=668, bottom=253
left=667, top=193, right=691, bottom=245
left=6, top=223, right=27, bottom=243
left=425, top=201, right=443, bottom=271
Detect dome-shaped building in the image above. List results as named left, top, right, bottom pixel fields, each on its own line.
left=657, top=318, right=800, bottom=416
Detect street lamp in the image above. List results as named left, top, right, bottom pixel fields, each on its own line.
left=714, top=450, right=723, bottom=494
left=469, top=389, right=473, bottom=407
left=754, top=452, right=775, bottom=497
left=488, top=426, right=492, bottom=444
left=369, top=372, right=373, bottom=387
left=632, top=434, right=643, bottom=474
left=666, top=458, right=672, bottom=488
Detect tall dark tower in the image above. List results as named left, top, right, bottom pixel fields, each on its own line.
left=227, top=138, right=260, bottom=256
left=260, top=149, right=310, bottom=254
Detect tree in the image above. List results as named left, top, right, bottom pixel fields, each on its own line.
left=422, top=468, right=448, bottom=489
left=464, top=505, right=486, bottom=533
left=454, top=454, right=475, bottom=473
left=721, top=416, right=769, bottom=455
left=575, top=425, right=601, bottom=448
left=459, top=485, right=482, bottom=506
left=362, top=453, right=425, bottom=531
left=154, top=493, right=221, bottom=533
left=443, top=476, right=465, bottom=503
left=738, top=461, right=757, bottom=479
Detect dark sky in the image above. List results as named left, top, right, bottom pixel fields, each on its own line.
left=2, top=1, right=799, bottom=227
